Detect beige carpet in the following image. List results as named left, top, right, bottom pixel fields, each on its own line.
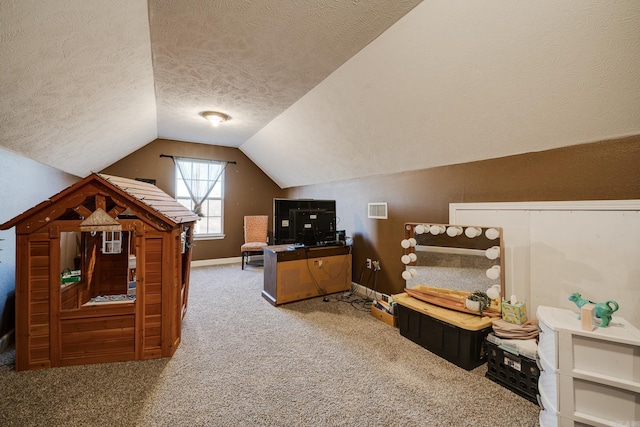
left=0, top=264, right=540, bottom=426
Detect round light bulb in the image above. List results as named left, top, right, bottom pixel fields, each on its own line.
left=486, top=265, right=501, bottom=280
left=401, top=255, right=411, bottom=265
left=402, top=270, right=412, bottom=281
left=409, top=252, right=417, bottom=262
left=409, top=268, right=417, bottom=277
left=415, top=224, right=425, bottom=234
left=401, top=239, right=411, bottom=249
left=486, top=285, right=501, bottom=300
left=408, top=237, right=417, bottom=247
left=465, top=227, right=482, bottom=238
left=485, top=246, right=500, bottom=260
left=485, top=228, right=500, bottom=240
left=446, top=226, right=462, bottom=237
left=430, top=225, right=444, bottom=235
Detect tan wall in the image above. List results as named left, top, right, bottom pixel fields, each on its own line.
left=101, top=139, right=285, bottom=261
left=101, top=136, right=640, bottom=295
left=286, top=136, right=640, bottom=296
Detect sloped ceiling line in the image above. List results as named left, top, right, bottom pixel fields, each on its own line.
left=1, top=1, right=639, bottom=189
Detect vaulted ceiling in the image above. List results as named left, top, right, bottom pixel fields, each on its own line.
left=1, top=0, right=421, bottom=182
left=2, top=1, right=639, bottom=189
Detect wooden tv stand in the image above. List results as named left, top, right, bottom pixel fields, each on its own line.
left=262, top=245, right=352, bottom=306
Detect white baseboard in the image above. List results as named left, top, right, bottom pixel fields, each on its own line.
left=351, top=282, right=389, bottom=302
left=191, top=255, right=267, bottom=268
left=191, top=257, right=241, bottom=267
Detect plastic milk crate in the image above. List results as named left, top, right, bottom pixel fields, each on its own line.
left=485, top=336, right=539, bottom=404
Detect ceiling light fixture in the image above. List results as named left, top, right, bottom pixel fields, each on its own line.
left=201, top=111, right=230, bottom=127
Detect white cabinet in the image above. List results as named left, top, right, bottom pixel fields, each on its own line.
left=537, top=306, right=640, bottom=427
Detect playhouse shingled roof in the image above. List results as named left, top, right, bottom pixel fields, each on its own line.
left=1, top=173, right=200, bottom=231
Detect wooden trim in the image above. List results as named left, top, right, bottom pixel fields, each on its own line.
left=141, top=232, right=163, bottom=359
left=49, top=230, right=61, bottom=367
left=95, top=194, right=106, bottom=211
left=49, top=220, right=83, bottom=231
left=161, top=232, right=173, bottom=356
left=73, top=205, right=92, bottom=218
left=170, top=229, right=181, bottom=355
left=58, top=352, right=136, bottom=367
left=24, top=234, right=52, bottom=371
left=15, top=192, right=88, bottom=235
left=59, top=304, right=136, bottom=319
left=107, top=203, right=126, bottom=218
left=2, top=173, right=198, bottom=232
left=134, top=233, right=145, bottom=360
left=15, top=235, right=30, bottom=371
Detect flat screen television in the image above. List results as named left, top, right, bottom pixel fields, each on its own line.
left=273, top=199, right=337, bottom=246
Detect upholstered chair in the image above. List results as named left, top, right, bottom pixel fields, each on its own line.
left=241, top=215, right=269, bottom=269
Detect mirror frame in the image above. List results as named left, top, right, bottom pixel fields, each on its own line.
left=401, top=222, right=505, bottom=314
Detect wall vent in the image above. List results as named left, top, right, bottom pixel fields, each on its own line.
left=368, top=202, right=388, bottom=219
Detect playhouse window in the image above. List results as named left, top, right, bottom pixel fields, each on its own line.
left=60, top=230, right=136, bottom=310
left=102, top=231, right=122, bottom=254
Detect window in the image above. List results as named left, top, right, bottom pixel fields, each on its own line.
left=175, top=158, right=225, bottom=237
left=101, top=231, right=122, bottom=254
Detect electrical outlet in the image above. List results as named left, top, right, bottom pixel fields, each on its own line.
left=372, top=260, right=381, bottom=271
left=366, top=258, right=372, bottom=269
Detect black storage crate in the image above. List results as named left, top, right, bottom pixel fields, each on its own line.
left=485, top=339, right=540, bottom=404
left=396, top=303, right=492, bottom=370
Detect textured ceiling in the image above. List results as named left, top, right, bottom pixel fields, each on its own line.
left=2, top=1, right=639, bottom=189
left=244, top=0, right=640, bottom=188
left=151, top=0, right=423, bottom=146
left=0, top=0, right=422, bottom=178
left=0, top=0, right=157, bottom=177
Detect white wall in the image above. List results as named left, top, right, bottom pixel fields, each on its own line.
left=450, top=201, right=640, bottom=328
left=242, top=0, right=640, bottom=188
left=0, top=148, right=78, bottom=335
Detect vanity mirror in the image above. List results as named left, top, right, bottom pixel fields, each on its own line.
left=399, top=223, right=505, bottom=317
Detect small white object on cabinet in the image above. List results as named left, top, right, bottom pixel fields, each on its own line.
left=536, top=306, right=640, bottom=427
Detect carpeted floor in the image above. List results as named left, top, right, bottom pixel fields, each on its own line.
left=0, top=264, right=540, bottom=426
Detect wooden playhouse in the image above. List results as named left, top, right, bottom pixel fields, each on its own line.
left=1, top=173, right=199, bottom=371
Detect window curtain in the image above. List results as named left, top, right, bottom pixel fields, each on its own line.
left=174, top=157, right=228, bottom=217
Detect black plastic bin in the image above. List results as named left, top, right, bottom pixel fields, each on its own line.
left=396, top=303, right=492, bottom=370
left=485, top=339, right=540, bottom=404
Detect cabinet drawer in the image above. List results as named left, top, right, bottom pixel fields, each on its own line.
left=566, top=334, right=640, bottom=383
left=538, top=319, right=557, bottom=367
left=538, top=353, right=558, bottom=412
left=560, top=375, right=640, bottom=425
left=536, top=306, right=640, bottom=427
